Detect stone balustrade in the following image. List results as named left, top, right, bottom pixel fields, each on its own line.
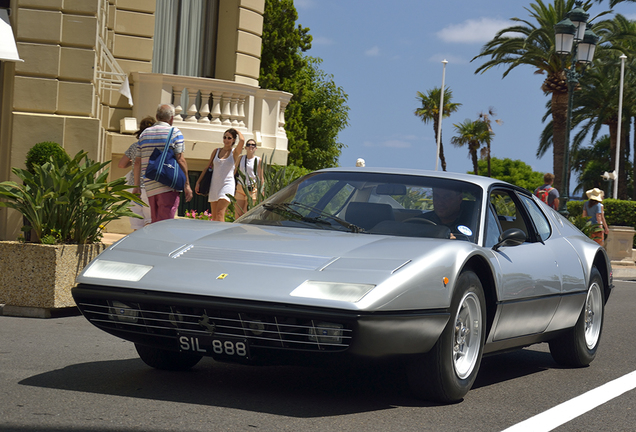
left=129, top=72, right=292, bottom=166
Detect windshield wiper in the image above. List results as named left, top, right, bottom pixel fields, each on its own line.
left=263, top=202, right=364, bottom=233
left=262, top=202, right=313, bottom=222
left=285, top=201, right=365, bottom=233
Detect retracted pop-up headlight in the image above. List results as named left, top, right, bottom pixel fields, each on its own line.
left=82, top=259, right=152, bottom=282
left=290, top=281, right=375, bottom=303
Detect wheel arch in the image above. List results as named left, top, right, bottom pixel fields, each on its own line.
left=592, top=251, right=611, bottom=303
left=462, top=255, right=497, bottom=341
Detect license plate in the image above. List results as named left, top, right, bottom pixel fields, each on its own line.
left=177, top=333, right=250, bottom=359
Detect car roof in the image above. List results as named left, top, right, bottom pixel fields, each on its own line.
left=315, top=167, right=523, bottom=192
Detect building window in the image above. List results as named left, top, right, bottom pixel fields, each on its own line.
left=152, top=0, right=218, bottom=78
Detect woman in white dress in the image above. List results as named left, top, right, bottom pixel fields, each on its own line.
left=195, top=128, right=244, bottom=221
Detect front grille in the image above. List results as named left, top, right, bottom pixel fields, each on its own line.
left=77, top=299, right=353, bottom=352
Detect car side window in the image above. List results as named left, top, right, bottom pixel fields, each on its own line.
left=489, top=189, right=530, bottom=240
left=484, top=205, right=502, bottom=248
left=518, top=194, right=552, bottom=242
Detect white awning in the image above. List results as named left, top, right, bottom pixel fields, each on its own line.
left=0, top=9, right=23, bottom=62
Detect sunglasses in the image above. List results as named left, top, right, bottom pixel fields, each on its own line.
left=223, top=136, right=233, bottom=140
left=246, top=143, right=257, bottom=147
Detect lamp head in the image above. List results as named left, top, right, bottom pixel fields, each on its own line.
left=554, top=18, right=576, bottom=55
left=568, top=2, right=589, bottom=41
left=576, top=28, right=599, bottom=64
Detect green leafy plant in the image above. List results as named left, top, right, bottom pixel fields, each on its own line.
left=25, top=141, right=70, bottom=174
left=568, top=215, right=603, bottom=237
left=230, top=154, right=311, bottom=219
left=0, top=150, right=143, bottom=244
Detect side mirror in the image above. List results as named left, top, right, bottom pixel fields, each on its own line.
left=493, top=228, right=526, bottom=251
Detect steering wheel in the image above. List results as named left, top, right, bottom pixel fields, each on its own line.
left=403, top=218, right=437, bottom=225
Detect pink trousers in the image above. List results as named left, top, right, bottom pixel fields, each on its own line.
left=149, top=191, right=180, bottom=223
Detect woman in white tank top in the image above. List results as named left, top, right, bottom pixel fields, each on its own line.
left=234, top=138, right=263, bottom=217
left=195, top=128, right=244, bottom=221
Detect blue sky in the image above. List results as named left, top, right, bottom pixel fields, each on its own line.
left=294, top=0, right=636, bottom=188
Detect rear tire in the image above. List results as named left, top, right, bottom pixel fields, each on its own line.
left=135, top=343, right=203, bottom=371
left=549, top=267, right=605, bottom=367
left=407, top=271, right=486, bottom=403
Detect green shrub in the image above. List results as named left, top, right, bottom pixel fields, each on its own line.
left=0, top=150, right=142, bottom=244
left=602, top=199, right=636, bottom=228
left=569, top=198, right=636, bottom=227
left=568, top=198, right=636, bottom=247
left=229, top=158, right=311, bottom=221
left=566, top=200, right=584, bottom=218
left=25, top=141, right=70, bottom=174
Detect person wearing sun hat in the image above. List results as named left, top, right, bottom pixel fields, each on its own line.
left=582, top=187, right=609, bottom=246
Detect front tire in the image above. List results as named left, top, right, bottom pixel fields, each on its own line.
left=135, top=343, right=203, bottom=371
left=549, top=267, right=605, bottom=367
left=407, top=271, right=486, bottom=403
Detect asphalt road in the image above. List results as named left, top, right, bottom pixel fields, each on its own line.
left=1, top=281, right=636, bottom=432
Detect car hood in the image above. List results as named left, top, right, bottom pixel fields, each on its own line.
left=79, top=219, right=470, bottom=311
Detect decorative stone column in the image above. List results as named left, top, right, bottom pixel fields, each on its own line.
left=605, top=225, right=636, bottom=263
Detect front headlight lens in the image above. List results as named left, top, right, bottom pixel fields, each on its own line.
left=82, top=259, right=153, bottom=282
left=290, top=281, right=375, bottom=303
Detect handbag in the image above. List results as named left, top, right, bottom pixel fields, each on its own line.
left=198, top=166, right=213, bottom=195
left=198, top=148, right=218, bottom=195
left=144, top=128, right=187, bottom=191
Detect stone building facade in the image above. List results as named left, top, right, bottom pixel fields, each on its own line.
left=0, top=0, right=291, bottom=238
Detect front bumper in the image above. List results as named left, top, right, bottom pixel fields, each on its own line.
left=72, top=284, right=449, bottom=359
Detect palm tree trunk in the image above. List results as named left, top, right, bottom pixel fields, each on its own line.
left=432, top=119, right=447, bottom=171
left=608, top=120, right=617, bottom=175
left=487, top=142, right=492, bottom=177
left=551, top=92, right=568, bottom=195
left=439, top=131, right=447, bottom=172
left=470, top=144, right=479, bottom=176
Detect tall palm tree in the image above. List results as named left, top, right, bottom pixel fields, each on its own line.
left=478, top=108, right=503, bottom=177
left=593, top=14, right=636, bottom=199
left=451, top=119, right=493, bottom=176
left=414, top=87, right=462, bottom=171
left=570, top=135, right=613, bottom=196
left=570, top=60, right=632, bottom=198
left=593, top=0, right=636, bottom=6
left=541, top=14, right=636, bottom=198
left=472, top=0, right=609, bottom=195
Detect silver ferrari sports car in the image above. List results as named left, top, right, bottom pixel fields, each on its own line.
left=73, top=168, right=612, bottom=403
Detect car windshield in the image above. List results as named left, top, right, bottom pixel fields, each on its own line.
left=236, top=171, right=482, bottom=242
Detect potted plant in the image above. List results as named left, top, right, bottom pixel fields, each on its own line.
left=0, top=150, right=142, bottom=317
left=22, top=141, right=71, bottom=241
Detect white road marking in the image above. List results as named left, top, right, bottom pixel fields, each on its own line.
left=502, top=370, right=636, bottom=432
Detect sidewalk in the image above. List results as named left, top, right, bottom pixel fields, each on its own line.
left=611, top=260, right=636, bottom=279
left=102, top=232, right=127, bottom=245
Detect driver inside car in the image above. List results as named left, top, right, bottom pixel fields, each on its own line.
left=421, top=187, right=474, bottom=240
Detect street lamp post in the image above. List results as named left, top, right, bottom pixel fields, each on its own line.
left=554, top=1, right=598, bottom=215
left=613, top=54, right=627, bottom=199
